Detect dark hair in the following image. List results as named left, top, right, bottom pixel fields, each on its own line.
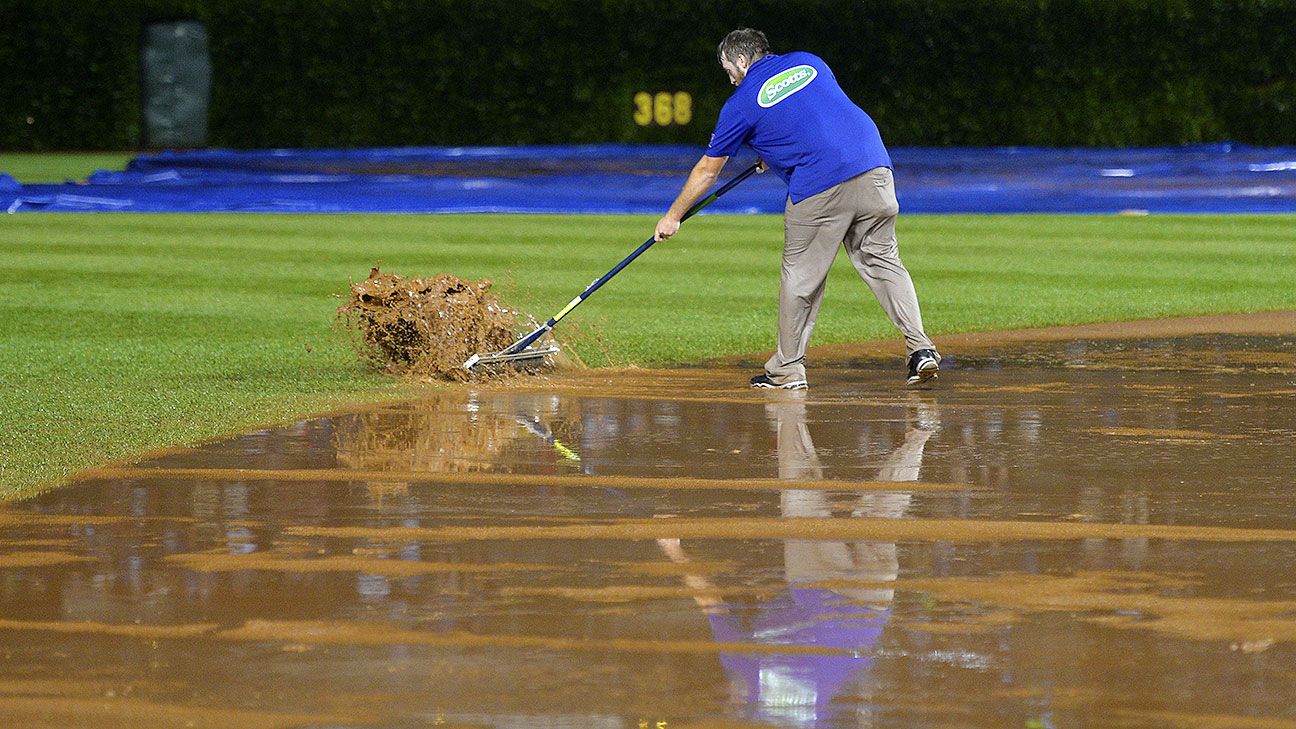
left=717, top=28, right=770, bottom=65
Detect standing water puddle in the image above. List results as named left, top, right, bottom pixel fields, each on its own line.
left=2, top=334, right=1295, bottom=728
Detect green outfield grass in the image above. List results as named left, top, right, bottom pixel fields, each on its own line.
left=2, top=212, right=1295, bottom=499
left=1, top=153, right=133, bottom=183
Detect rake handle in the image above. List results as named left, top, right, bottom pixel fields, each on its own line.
left=499, top=162, right=761, bottom=356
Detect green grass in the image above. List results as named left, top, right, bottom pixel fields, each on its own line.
left=1, top=152, right=133, bottom=183
left=2, top=213, right=1295, bottom=500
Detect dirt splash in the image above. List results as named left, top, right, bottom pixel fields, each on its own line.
left=0, top=512, right=195, bottom=529
left=610, top=559, right=738, bottom=577
left=794, top=310, right=1296, bottom=362
left=282, top=517, right=1296, bottom=544
left=893, top=571, right=1296, bottom=646
left=0, top=619, right=218, bottom=640
left=500, top=584, right=784, bottom=604
left=165, top=552, right=558, bottom=577
left=1112, top=710, right=1296, bottom=729
left=0, top=696, right=353, bottom=729
left=73, top=464, right=964, bottom=492
left=672, top=722, right=783, bottom=729
left=1085, top=427, right=1244, bottom=440
left=0, top=618, right=854, bottom=658
left=0, top=551, right=90, bottom=569
left=76, top=466, right=966, bottom=493
left=337, top=267, right=542, bottom=380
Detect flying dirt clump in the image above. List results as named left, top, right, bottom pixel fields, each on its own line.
left=337, top=267, right=540, bottom=380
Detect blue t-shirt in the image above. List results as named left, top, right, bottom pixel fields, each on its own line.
left=707, top=589, right=889, bottom=725
left=705, top=52, right=892, bottom=203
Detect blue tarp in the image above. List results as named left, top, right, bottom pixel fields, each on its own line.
left=5, top=143, right=1296, bottom=214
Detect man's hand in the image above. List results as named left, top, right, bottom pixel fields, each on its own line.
left=654, top=215, right=681, bottom=242
left=655, top=155, right=728, bottom=243
left=756, top=158, right=768, bottom=173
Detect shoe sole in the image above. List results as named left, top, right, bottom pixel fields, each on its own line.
left=906, top=361, right=939, bottom=387
left=752, top=380, right=808, bottom=390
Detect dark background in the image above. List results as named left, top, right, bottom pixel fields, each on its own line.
left=2, top=0, right=1292, bottom=151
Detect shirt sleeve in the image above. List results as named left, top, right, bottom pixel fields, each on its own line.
left=704, top=100, right=751, bottom=159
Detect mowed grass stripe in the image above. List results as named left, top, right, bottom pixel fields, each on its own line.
left=2, top=213, right=1295, bottom=499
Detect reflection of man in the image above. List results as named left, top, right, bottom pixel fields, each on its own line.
left=654, top=27, right=940, bottom=390
left=658, top=394, right=938, bottom=726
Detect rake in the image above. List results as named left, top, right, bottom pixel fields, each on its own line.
left=463, top=161, right=761, bottom=371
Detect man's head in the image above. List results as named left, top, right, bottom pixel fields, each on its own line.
left=717, top=28, right=769, bottom=86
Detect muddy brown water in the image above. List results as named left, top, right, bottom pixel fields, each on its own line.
left=3, top=329, right=1296, bottom=728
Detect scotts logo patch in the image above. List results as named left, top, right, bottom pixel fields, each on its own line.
left=758, top=65, right=817, bottom=108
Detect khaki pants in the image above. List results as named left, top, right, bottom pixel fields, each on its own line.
left=764, top=167, right=934, bottom=384
left=769, top=396, right=926, bottom=605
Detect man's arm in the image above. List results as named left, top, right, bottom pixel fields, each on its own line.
left=654, top=154, right=728, bottom=241
left=656, top=537, right=725, bottom=612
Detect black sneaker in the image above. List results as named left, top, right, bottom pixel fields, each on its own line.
left=751, top=373, right=808, bottom=390
left=906, top=349, right=941, bottom=386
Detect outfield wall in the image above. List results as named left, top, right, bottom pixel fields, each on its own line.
left=3, top=0, right=1294, bottom=152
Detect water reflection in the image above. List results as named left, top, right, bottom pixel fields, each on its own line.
left=2, top=335, right=1295, bottom=727
left=655, top=394, right=936, bottom=727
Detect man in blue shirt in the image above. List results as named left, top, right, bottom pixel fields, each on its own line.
left=655, top=28, right=940, bottom=389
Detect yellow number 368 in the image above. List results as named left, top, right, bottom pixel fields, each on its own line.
left=634, top=91, right=692, bottom=127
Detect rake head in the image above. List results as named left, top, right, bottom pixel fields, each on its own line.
left=462, top=344, right=561, bottom=372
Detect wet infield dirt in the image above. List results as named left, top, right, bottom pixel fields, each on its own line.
left=4, top=322, right=1296, bottom=728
